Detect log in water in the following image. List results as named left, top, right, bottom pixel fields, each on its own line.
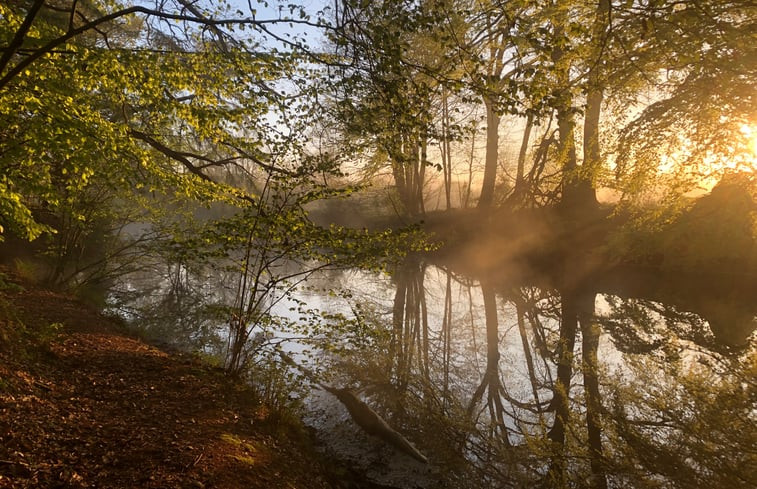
left=278, top=351, right=428, bottom=463
left=320, top=385, right=428, bottom=464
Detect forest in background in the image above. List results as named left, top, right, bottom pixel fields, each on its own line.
left=0, top=0, right=755, bottom=375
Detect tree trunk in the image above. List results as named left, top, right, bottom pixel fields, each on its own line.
left=478, top=96, right=500, bottom=209
left=463, top=127, right=476, bottom=208
left=557, top=98, right=583, bottom=208
left=547, top=292, right=577, bottom=444
left=441, top=90, right=453, bottom=210
left=441, top=271, right=453, bottom=411
left=467, top=281, right=510, bottom=445
left=511, top=113, right=534, bottom=206
left=581, top=86, right=602, bottom=209
left=581, top=0, right=611, bottom=211
left=552, top=14, right=594, bottom=212
left=546, top=290, right=579, bottom=487
left=417, top=135, right=427, bottom=215
left=391, top=269, right=407, bottom=379
left=389, top=133, right=425, bottom=216
left=515, top=296, right=542, bottom=407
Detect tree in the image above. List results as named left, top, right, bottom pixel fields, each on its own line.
left=1, top=1, right=435, bottom=378
left=611, top=0, right=756, bottom=204
left=0, top=0, right=331, bottom=243
left=327, top=0, right=451, bottom=217
left=607, top=352, right=756, bottom=488
left=434, top=0, right=541, bottom=209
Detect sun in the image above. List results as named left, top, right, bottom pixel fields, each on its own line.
left=740, top=124, right=757, bottom=166
left=710, top=123, right=757, bottom=175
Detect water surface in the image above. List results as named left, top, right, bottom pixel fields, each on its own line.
left=111, top=257, right=756, bottom=489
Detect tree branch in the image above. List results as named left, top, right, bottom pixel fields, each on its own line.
left=128, top=130, right=297, bottom=185
left=128, top=129, right=215, bottom=182
left=0, top=4, right=335, bottom=90
left=0, top=0, right=46, bottom=76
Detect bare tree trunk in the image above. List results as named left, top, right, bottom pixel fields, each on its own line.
left=391, top=270, right=407, bottom=380
left=391, top=259, right=427, bottom=390
left=441, top=91, right=453, bottom=210
left=582, top=87, right=602, bottom=206
left=548, top=293, right=577, bottom=444
left=467, top=282, right=510, bottom=445
left=405, top=135, right=417, bottom=214
left=441, top=270, right=453, bottom=411
left=420, top=273, right=429, bottom=380
left=402, top=274, right=416, bottom=390
left=478, top=96, right=500, bottom=209
left=515, top=297, right=542, bottom=407
left=462, top=127, right=476, bottom=208
left=581, top=0, right=611, bottom=210
left=511, top=113, right=534, bottom=206
left=552, top=16, right=592, bottom=211
left=390, top=135, right=408, bottom=213
left=557, top=101, right=578, bottom=194
left=546, top=290, right=578, bottom=487
left=418, top=135, right=427, bottom=215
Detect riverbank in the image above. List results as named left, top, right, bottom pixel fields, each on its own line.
left=423, top=174, right=757, bottom=284
left=0, top=269, right=385, bottom=489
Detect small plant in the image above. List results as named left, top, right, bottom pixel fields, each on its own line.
left=12, top=259, right=43, bottom=285
left=247, top=352, right=306, bottom=417
left=0, top=272, right=24, bottom=293
left=0, top=295, right=22, bottom=351
left=23, top=321, right=64, bottom=350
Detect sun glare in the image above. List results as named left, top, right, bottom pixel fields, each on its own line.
left=740, top=124, right=757, bottom=167
left=702, top=123, right=757, bottom=181
left=656, top=123, right=757, bottom=193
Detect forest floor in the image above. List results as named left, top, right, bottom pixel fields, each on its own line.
left=0, top=269, right=376, bottom=489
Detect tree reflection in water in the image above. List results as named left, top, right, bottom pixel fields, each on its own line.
left=112, top=256, right=755, bottom=488
left=325, top=257, right=756, bottom=489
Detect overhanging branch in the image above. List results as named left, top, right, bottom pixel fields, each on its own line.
left=0, top=3, right=337, bottom=90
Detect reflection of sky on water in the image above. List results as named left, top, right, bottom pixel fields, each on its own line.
left=284, top=264, right=754, bottom=488
left=110, top=259, right=755, bottom=488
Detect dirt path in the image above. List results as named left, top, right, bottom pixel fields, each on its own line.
left=0, top=282, right=347, bottom=488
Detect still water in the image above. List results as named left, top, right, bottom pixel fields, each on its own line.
left=111, top=256, right=756, bottom=489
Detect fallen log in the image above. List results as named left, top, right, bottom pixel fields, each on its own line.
left=320, top=385, right=428, bottom=464
left=278, top=351, right=428, bottom=463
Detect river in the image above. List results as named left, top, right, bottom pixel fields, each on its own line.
left=110, top=255, right=757, bottom=489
